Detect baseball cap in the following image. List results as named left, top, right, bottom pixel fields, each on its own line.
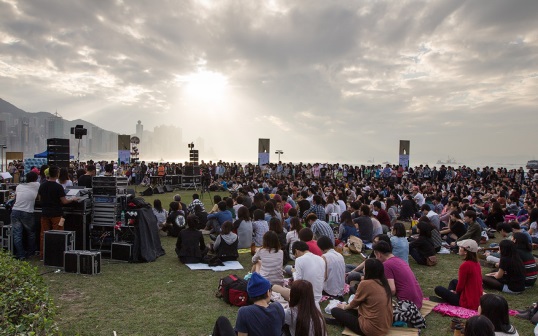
left=457, top=239, right=479, bottom=253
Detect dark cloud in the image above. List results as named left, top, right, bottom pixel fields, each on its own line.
left=0, top=0, right=537, bottom=163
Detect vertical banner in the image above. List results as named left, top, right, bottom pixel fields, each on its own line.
left=118, top=135, right=131, bottom=165
left=118, top=150, right=130, bottom=164
left=399, top=140, right=410, bottom=168
left=258, top=138, right=270, bottom=166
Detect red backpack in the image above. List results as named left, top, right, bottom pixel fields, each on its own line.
left=217, top=274, right=250, bottom=307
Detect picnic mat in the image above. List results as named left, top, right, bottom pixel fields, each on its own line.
left=185, top=261, right=244, bottom=272
left=238, top=248, right=252, bottom=254
left=432, top=303, right=518, bottom=318
left=341, top=299, right=438, bottom=336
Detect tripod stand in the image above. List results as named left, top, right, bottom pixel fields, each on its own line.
left=200, top=179, right=212, bottom=202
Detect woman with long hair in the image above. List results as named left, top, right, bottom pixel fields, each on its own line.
left=269, top=217, right=286, bottom=250
left=512, top=231, right=537, bottom=287
left=252, top=231, right=284, bottom=285
left=478, top=294, right=519, bottom=335
left=233, top=206, right=253, bottom=249
left=264, top=201, right=282, bottom=222
left=332, top=258, right=392, bottom=335
left=337, top=211, right=359, bottom=243
left=408, top=221, right=436, bottom=265
left=434, top=239, right=482, bottom=309
left=152, top=199, right=168, bottom=229
left=285, top=280, right=327, bottom=336
left=482, top=240, right=526, bottom=294
left=485, top=201, right=505, bottom=229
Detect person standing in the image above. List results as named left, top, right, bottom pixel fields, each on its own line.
left=76, top=164, right=96, bottom=188
left=11, top=171, right=40, bottom=260
left=37, top=166, right=78, bottom=258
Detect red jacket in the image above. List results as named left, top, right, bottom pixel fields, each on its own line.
left=456, top=261, right=483, bottom=310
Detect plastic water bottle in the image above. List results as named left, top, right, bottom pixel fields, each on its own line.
left=121, top=211, right=125, bottom=226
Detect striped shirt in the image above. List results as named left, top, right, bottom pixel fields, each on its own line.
left=311, top=219, right=335, bottom=243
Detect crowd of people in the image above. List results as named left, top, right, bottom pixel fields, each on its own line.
left=5, top=158, right=538, bottom=335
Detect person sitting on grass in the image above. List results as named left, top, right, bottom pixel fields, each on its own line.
left=337, top=211, right=359, bottom=244
left=317, top=235, right=345, bottom=299
left=273, top=241, right=325, bottom=310
left=252, top=209, right=269, bottom=247
left=284, top=279, right=328, bottom=336
left=175, top=215, right=206, bottom=264
left=482, top=239, right=526, bottom=294
left=374, top=241, right=423, bottom=309
left=207, top=201, right=233, bottom=237
left=269, top=217, right=287, bottom=250
left=478, top=294, right=519, bottom=336
left=330, top=258, right=393, bottom=336
left=463, top=315, right=495, bottom=336
left=390, top=222, right=409, bottom=263
left=163, top=201, right=185, bottom=237
left=152, top=199, right=168, bottom=230
left=345, top=234, right=391, bottom=288
left=298, top=227, right=323, bottom=256
left=451, top=210, right=482, bottom=248
left=233, top=206, right=253, bottom=249
left=211, top=272, right=285, bottom=336
left=306, top=213, right=335, bottom=243
left=252, top=231, right=284, bottom=286
left=433, top=239, right=483, bottom=310
left=212, top=221, right=239, bottom=262
left=408, top=221, right=436, bottom=266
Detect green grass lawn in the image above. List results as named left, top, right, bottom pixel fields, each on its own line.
left=31, top=189, right=538, bottom=335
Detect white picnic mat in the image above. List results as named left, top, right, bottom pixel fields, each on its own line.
left=185, top=261, right=244, bottom=272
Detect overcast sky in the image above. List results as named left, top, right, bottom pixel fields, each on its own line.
left=1, top=0, right=537, bottom=165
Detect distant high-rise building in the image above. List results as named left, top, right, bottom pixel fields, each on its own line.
left=136, top=120, right=143, bottom=139
left=47, top=115, right=64, bottom=138
left=21, top=117, right=29, bottom=152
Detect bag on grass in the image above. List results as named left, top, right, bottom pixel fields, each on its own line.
left=426, top=255, right=438, bottom=266
left=347, top=236, right=363, bottom=254
left=216, top=274, right=250, bottom=307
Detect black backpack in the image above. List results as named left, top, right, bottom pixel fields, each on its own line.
left=216, top=274, right=250, bottom=307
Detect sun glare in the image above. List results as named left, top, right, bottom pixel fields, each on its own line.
left=178, top=70, right=229, bottom=101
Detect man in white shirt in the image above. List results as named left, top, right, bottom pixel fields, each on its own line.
left=272, top=241, right=325, bottom=309
left=317, top=236, right=345, bottom=298
left=11, top=171, right=40, bottom=260
left=412, top=186, right=425, bottom=207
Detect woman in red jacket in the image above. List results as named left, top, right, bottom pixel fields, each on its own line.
left=433, top=239, right=483, bottom=310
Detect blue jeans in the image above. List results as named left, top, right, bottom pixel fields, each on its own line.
left=11, top=210, right=36, bottom=259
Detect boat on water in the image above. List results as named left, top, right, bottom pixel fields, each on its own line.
left=436, top=156, right=459, bottom=165
left=526, top=160, right=538, bottom=169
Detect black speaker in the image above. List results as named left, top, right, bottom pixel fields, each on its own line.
left=47, top=138, right=69, bottom=146
left=153, top=186, right=165, bottom=194
left=64, top=213, right=91, bottom=250
left=126, top=189, right=136, bottom=196
left=111, top=242, right=132, bottom=262
left=44, top=230, right=75, bottom=268
left=141, top=187, right=153, bottom=196
left=165, top=185, right=174, bottom=192
left=184, top=166, right=194, bottom=175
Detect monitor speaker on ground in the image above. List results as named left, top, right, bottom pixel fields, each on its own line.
left=164, top=185, right=174, bottom=192
left=153, top=186, right=165, bottom=194
left=141, top=187, right=153, bottom=196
